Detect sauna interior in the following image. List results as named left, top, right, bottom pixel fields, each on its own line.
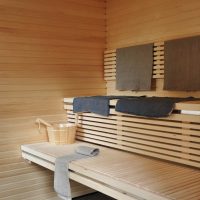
left=0, top=0, right=200, bottom=200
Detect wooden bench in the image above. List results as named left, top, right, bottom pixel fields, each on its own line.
left=64, top=98, right=200, bottom=168
left=21, top=141, right=200, bottom=200
left=21, top=98, right=200, bottom=200
left=21, top=143, right=95, bottom=199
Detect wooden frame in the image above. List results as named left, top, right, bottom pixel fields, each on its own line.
left=21, top=142, right=200, bottom=200
left=21, top=143, right=140, bottom=200
left=21, top=97, right=200, bottom=200
left=104, top=41, right=200, bottom=98
left=21, top=143, right=95, bottom=199
left=104, top=42, right=164, bottom=81
left=64, top=98, right=200, bottom=168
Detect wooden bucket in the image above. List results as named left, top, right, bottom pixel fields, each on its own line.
left=36, top=115, right=78, bottom=145
left=47, top=123, right=76, bottom=145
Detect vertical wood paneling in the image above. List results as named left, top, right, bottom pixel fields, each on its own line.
left=0, top=0, right=106, bottom=199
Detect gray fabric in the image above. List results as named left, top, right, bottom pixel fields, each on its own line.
left=116, top=43, right=153, bottom=91
left=75, top=146, right=99, bottom=156
left=164, top=35, right=200, bottom=91
left=115, top=97, right=197, bottom=118
left=54, top=146, right=99, bottom=200
left=73, top=96, right=135, bottom=116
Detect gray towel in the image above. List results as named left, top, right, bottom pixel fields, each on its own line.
left=73, top=96, right=134, bottom=116
left=115, top=97, right=198, bottom=117
left=54, top=146, right=99, bottom=200
left=164, top=35, right=200, bottom=91
left=116, top=43, right=153, bottom=91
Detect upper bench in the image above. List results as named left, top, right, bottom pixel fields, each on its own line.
left=64, top=98, right=200, bottom=168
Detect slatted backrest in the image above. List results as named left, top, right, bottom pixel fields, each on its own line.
left=104, top=42, right=164, bottom=81
left=64, top=98, right=200, bottom=168
left=104, top=41, right=200, bottom=98
left=64, top=41, right=200, bottom=168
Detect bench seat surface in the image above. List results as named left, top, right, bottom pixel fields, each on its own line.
left=21, top=142, right=200, bottom=200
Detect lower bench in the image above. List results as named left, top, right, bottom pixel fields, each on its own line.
left=21, top=142, right=200, bottom=200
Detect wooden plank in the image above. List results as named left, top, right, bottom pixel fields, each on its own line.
left=154, top=51, right=164, bottom=56
left=175, top=101, right=200, bottom=111
left=67, top=105, right=200, bottom=123
left=104, top=77, right=116, bottom=81
left=77, top=128, right=200, bottom=152
left=104, top=61, right=116, bottom=65
left=154, top=55, right=164, bottom=60
left=154, top=60, right=164, bottom=65
left=104, top=73, right=116, bottom=77
left=63, top=98, right=74, bottom=103
left=0, top=0, right=106, bottom=199
left=104, top=65, right=116, bottom=70
left=154, top=42, right=164, bottom=46
left=104, top=57, right=116, bottom=62
left=69, top=116, right=200, bottom=136
left=104, top=69, right=116, bottom=73
left=103, top=41, right=165, bottom=82
left=154, top=46, right=164, bottom=51
left=76, top=132, right=199, bottom=159
left=104, top=53, right=116, bottom=58
left=77, top=136, right=200, bottom=168
left=153, top=69, right=164, bottom=74
left=65, top=97, right=200, bottom=168
left=104, top=50, right=116, bottom=54
left=153, top=65, right=164, bottom=69
left=21, top=142, right=200, bottom=200
left=107, top=5, right=200, bottom=97
left=75, top=120, right=200, bottom=144
left=70, top=173, right=138, bottom=200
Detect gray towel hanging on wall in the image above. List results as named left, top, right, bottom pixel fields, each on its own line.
left=164, top=35, right=200, bottom=91
left=116, top=43, right=153, bottom=91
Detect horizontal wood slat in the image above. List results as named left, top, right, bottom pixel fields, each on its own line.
left=64, top=98, right=200, bottom=168
left=104, top=42, right=164, bottom=81
left=105, top=42, right=200, bottom=98
left=21, top=142, right=200, bottom=200
left=0, top=1, right=106, bottom=199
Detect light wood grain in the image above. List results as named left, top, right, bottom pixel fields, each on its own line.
left=106, top=0, right=200, bottom=48
left=0, top=1, right=106, bottom=200
left=65, top=98, right=200, bottom=168
left=104, top=42, right=200, bottom=97
left=104, top=42, right=164, bottom=81
left=21, top=142, right=200, bottom=200
left=106, top=0, right=200, bottom=98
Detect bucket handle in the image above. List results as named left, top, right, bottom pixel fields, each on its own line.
left=36, top=118, right=52, bottom=133
left=36, top=113, right=79, bottom=132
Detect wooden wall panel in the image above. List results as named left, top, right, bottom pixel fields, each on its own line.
left=106, top=0, right=200, bottom=49
left=0, top=0, right=106, bottom=199
left=104, top=43, right=200, bottom=97
left=0, top=0, right=106, bottom=118
left=106, top=0, right=200, bottom=97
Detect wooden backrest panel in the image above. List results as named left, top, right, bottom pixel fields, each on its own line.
left=105, top=41, right=200, bottom=98
left=104, top=42, right=164, bottom=81
left=64, top=98, right=200, bottom=168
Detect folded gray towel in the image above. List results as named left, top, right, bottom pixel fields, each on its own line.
left=54, top=146, right=99, bottom=200
left=75, top=146, right=99, bottom=156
